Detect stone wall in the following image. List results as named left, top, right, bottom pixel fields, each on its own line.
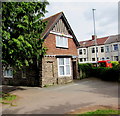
left=41, top=56, right=75, bottom=87
left=2, top=57, right=79, bottom=87
left=41, top=56, right=58, bottom=87
left=2, top=60, right=41, bottom=87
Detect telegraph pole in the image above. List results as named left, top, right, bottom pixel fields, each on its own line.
left=92, top=9, right=98, bottom=61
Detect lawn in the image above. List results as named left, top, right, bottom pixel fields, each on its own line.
left=0, top=92, right=17, bottom=105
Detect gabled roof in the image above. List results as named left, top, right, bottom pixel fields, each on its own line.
left=79, top=36, right=109, bottom=48
left=41, top=12, right=80, bottom=47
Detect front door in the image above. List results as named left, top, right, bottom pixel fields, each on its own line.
left=72, top=61, right=77, bottom=79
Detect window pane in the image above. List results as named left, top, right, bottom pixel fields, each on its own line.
left=105, top=46, right=109, bottom=52
left=92, top=48, right=95, bottom=53
left=101, top=47, right=104, bottom=52
left=83, top=49, right=86, bottom=54
left=4, top=69, right=13, bottom=77
left=4, top=70, right=7, bottom=76
left=96, top=47, right=98, bottom=53
left=79, top=49, right=82, bottom=55
left=59, top=66, right=64, bottom=75
left=66, top=58, right=70, bottom=65
left=66, top=65, right=70, bottom=75
left=113, top=44, right=118, bottom=51
left=92, top=58, right=95, bottom=61
left=56, top=35, right=68, bottom=48
left=62, top=37, right=65, bottom=46
left=64, top=37, right=67, bottom=47
left=6, top=70, right=9, bottom=76
left=80, top=58, right=83, bottom=62
left=60, top=36, right=63, bottom=46
left=56, top=36, right=59, bottom=46
left=10, top=70, right=13, bottom=76
left=59, top=58, right=64, bottom=65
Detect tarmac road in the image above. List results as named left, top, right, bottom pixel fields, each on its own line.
left=1, top=77, right=119, bottom=114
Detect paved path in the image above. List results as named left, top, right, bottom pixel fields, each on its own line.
left=1, top=78, right=119, bottom=114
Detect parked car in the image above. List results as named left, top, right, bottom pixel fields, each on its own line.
left=98, top=60, right=112, bottom=68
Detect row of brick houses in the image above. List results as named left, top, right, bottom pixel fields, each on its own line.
left=2, top=12, right=120, bottom=87
left=78, top=35, right=120, bottom=63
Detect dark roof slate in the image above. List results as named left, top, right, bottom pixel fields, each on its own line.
left=105, top=35, right=120, bottom=44
left=79, top=36, right=109, bottom=47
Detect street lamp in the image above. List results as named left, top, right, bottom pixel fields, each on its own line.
left=92, top=9, right=98, bottom=61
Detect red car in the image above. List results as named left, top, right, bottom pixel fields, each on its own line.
left=98, top=60, right=112, bottom=68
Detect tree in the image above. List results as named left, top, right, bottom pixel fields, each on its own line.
left=2, top=1, right=49, bottom=69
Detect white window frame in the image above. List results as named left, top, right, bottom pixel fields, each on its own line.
left=80, top=58, right=83, bottom=62
left=83, top=49, right=86, bottom=55
left=105, top=46, right=109, bottom=53
left=56, top=35, right=68, bottom=48
left=79, top=49, right=82, bottom=55
left=92, top=47, right=95, bottom=53
left=57, top=58, right=71, bottom=77
left=3, top=68, right=13, bottom=78
left=101, top=47, right=104, bottom=53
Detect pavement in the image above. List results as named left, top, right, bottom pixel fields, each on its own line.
left=1, top=77, right=119, bottom=114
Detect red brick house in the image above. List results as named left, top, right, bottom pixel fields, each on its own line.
left=3, top=12, right=80, bottom=87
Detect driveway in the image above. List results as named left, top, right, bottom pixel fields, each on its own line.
left=1, top=78, right=119, bottom=114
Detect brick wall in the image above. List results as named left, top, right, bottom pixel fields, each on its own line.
left=44, top=34, right=78, bottom=56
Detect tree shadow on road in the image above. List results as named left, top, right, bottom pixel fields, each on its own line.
left=73, top=77, right=119, bottom=98
left=2, top=85, right=26, bottom=94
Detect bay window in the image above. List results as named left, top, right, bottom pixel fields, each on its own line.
left=58, top=58, right=71, bottom=76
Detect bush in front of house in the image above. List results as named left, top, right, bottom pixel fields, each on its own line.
left=78, top=63, right=120, bottom=81
left=91, top=66, right=120, bottom=81
left=111, top=61, right=119, bottom=67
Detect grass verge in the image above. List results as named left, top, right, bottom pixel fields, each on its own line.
left=78, top=109, right=119, bottom=116
left=0, top=92, right=17, bottom=106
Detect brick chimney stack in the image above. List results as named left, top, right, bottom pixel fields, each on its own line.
left=92, top=35, right=97, bottom=40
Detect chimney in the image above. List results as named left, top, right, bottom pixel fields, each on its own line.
left=92, top=35, right=97, bottom=40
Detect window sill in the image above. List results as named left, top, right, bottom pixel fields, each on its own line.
left=58, top=75, right=71, bottom=77
left=4, top=76, right=13, bottom=78
left=113, top=50, right=118, bottom=52
left=56, top=46, right=68, bottom=49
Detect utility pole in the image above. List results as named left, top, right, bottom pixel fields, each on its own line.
left=92, top=9, right=98, bottom=62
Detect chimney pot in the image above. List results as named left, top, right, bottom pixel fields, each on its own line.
left=92, top=35, right=97, bottom=40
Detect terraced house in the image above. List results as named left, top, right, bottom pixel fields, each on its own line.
left=3, top=12, right=80, bottom=87
left=78, top=35, right=120, bottom=63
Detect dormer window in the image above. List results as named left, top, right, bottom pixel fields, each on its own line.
left=56, top=35, right=68, bottom=48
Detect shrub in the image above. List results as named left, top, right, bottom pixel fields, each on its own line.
left=111, top=61, right=119, bottom=67
left=78, top=63, right=92, bottom=79
left=90, top=66, right=120, bottom=81
left=78, top=63, right=120, bottom=82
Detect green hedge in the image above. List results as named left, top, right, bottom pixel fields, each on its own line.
left=78, top=63, right=120, bottom=82
left=78, top=63, right=92, bottom=79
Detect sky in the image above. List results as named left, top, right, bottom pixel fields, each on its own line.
left=44, top=0, right=118, bottom=42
